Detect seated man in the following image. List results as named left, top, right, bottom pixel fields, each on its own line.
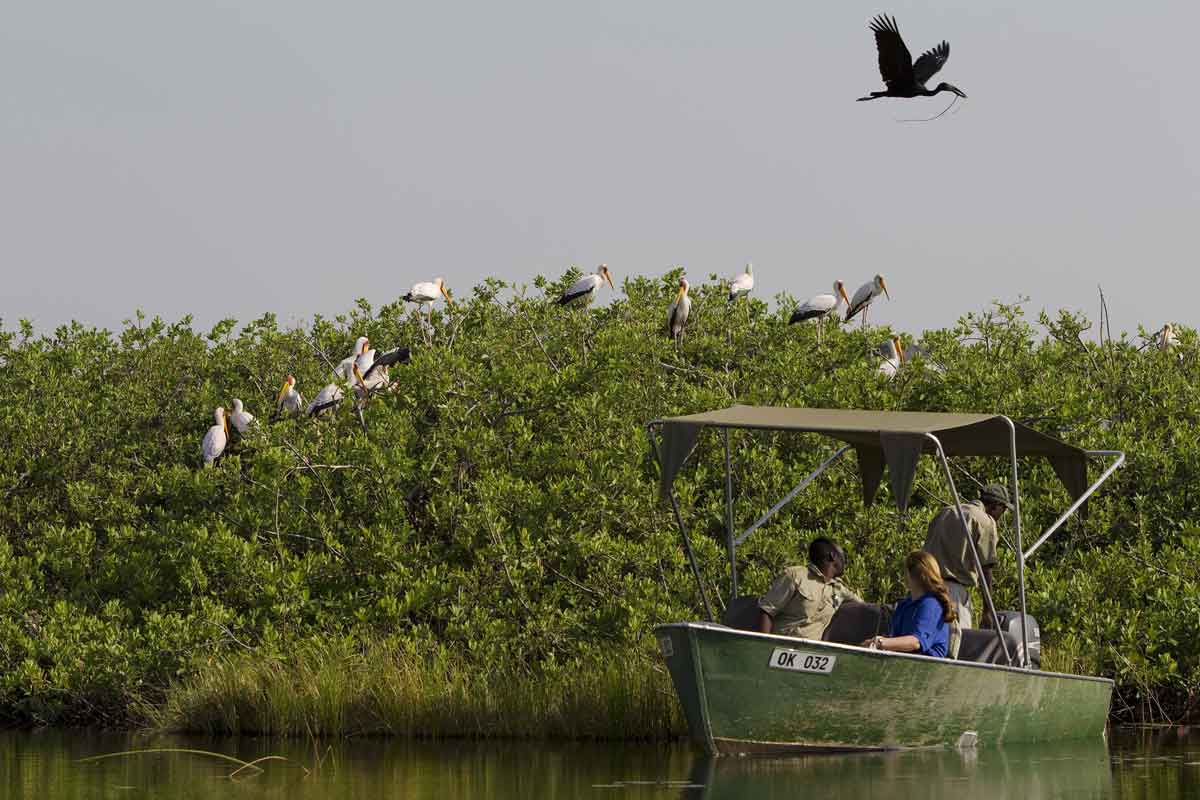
left=758, top=537, right=863, bottom=639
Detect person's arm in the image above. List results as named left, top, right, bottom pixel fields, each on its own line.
left=873, top=599, right=943, bottom=654
left=867, top=633, right=921, bottom=652
left=979, top=565, right=998, bottom=628
left=757, top=573, right=796, bottom=635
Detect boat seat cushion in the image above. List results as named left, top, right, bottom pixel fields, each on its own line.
left=720, top=595, right=763, bottom=631
left=822, top=602, right=893, bottom=645
left=957, top=628, right=1021, bottom=665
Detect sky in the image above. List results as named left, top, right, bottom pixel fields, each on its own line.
left=2, top=1, right=1196, bottom=338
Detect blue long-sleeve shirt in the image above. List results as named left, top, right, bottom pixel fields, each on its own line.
left=889, top=593, right=949, bottom=658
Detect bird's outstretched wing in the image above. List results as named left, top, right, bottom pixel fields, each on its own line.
left=363, top=347, right=411, bottom=379
left=912, top=41, right=950, bottom=86
left=868, top=15, right=914, bottom=90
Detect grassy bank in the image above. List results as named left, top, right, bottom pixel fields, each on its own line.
left=3, top=270, right=1200, bottom=728
left=142, top=638, right=684, bottom=739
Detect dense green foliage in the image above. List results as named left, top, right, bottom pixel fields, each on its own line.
left=1, top=270, right=1198, bottom=729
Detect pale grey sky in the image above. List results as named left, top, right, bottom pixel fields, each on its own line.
left=2, top=1, right=1195, bottom=337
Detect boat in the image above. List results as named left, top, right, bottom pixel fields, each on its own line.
left=646, top=406, right=1124, bottom=755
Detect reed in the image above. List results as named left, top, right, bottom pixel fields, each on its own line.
left=142, top=638, right=687, bottom=740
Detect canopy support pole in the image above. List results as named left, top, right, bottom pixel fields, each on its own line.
left=734, top=445, right=851, bottom=547
left=925, top=433, right=1013, bottom=666
left=647, top=425, right=715, bottom=621
left=723, top=429, right=738, bottom=600
left=1023, top=450, right=1125, bottom=562
left=1000, top=416, right=1030, bottom=668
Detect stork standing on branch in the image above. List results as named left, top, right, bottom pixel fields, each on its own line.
left=275, top=375, right=304, bottom=417
left=727, top=264, right=754, bottom=303
left=857, top=15, right=966, bottom=103
left=845, top=274, right=891, bottom=326
left=666, top=278, right=691, bottom=342
left=201, top=407, right=229, bottom=467
left=790, top=280, right=851, bottom=343
left=556, top=265, right=614, bottom=307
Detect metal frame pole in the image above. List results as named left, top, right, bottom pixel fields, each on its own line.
left=1023, top=450, right=1125, bottom=561
left=723, top=429, right=738, bottom=599
left=647, top=424, right=715, bottom=621
left=734, top=445, right=851, bottom=547
left=1000, top=416, right=1030, bottom=668
left=925, top=433, right=1013, bottom=665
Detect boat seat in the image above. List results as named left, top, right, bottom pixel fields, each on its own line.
left=720, top=595, right=763, bottom=631
left=957, top=628, right=1022, bottom=666
left=822, top=602, right=893, bottom=645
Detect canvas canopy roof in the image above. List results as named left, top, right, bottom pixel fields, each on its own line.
left=654, top=405, right=1088, bottom=512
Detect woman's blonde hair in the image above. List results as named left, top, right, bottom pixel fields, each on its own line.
left=905, top=550, right=957, bottom=624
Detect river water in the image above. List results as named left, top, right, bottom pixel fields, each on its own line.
left=3, top=728, right=1200, bottom=799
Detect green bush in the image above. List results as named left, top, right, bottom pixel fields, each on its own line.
left=0, top=271, right=1196, bottom=728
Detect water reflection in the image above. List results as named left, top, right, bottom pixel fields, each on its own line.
left=690, top=741, right=1111, bottom=800
left=7, top=727, right=1200, bottom=798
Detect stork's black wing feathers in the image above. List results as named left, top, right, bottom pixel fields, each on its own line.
left=363, top=347, right=411, bottom=379
left=868, top=14, right=914, bottom=90
left=789, top=308, right=824, bottom=325
left=912, top=40, right=950, bottom=86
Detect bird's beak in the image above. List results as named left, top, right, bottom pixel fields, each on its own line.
left=361, top=341, right=369, bottom=354
left=881, top=279, right=891, bottom=300
left=954, top=87, right=968, bottom=99
left=223, top=416, right=230, bottom=437
left=605, top=270, right=614, bottom=290
left=277, top=381, right=289, bottom=403
left=676, top=285, right=686, bottom=301
left=441, top=284, right=453, bottom=305
left=839, top=285, right=851, bottom=306
left=895, top=338, right=904, bottom=361
left=353, top=366, right=367, bottom=389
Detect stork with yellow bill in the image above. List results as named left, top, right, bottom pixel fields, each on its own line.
left=790, top=280, right=851, bottom=343
left=556, top=264, right=614, bottom=306
left=845, top=274, right=891, bottom=326
left=275, top=375, right=304, bottom=417
left=667, top=278, right=691, bottom=341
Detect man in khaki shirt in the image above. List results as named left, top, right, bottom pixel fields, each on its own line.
left=923, top=484, right=1011, bottom=632
left=758, top=538, right=863, bottom=639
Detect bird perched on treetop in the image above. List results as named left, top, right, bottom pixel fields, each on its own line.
left=857, top=15, right=966, bottom=102
left=727, top=264, right=754, bottom=303
left=845, top=274, right=891, bottom=325
left=790, top=280, right=851, bottom=343
left=667, top=278, right=692, bottom=341
left=556, top=265, right=614, bottom=306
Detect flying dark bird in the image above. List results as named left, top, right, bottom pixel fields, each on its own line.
left=857, top=15, right=966, bottom=102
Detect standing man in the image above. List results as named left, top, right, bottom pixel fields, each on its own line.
left=758, top=537, right=863, bottom=639
left=923, top=484, right=1012, bottom=632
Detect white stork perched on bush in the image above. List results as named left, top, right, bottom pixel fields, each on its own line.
left=556, top=265, right=614, bottom=306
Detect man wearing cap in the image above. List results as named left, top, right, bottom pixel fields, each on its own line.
left=923, top=484, right=1012, bottom=640
left=758, top=537, right=863, bottom=639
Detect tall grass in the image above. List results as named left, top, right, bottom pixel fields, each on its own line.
left=142, top=638, right=686, bottom=740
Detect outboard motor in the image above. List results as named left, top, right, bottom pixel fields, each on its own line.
left=994, top=611, right=1040, bottom=668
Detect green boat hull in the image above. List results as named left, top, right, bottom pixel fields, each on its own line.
left=656, top=622, right=1112, bottom=755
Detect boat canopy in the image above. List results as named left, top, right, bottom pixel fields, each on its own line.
left=656, top=405, right=1088, bottom=513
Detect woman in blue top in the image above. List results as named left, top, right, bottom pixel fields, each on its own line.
left=861, top=551, right=957, bottom=658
